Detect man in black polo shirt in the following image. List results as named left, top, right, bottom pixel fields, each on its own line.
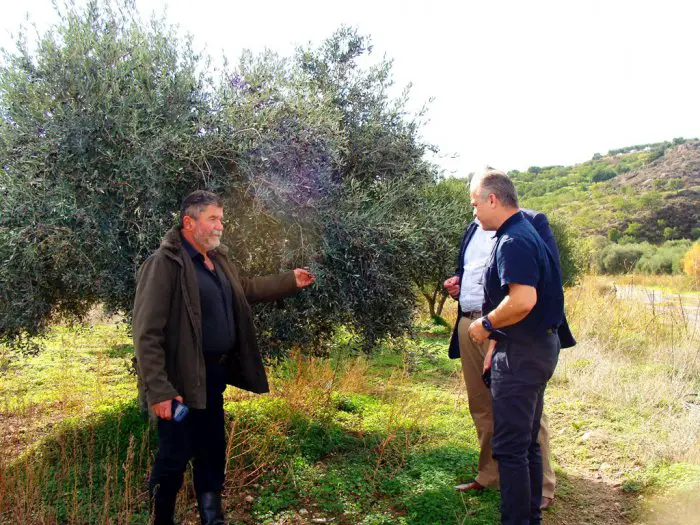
left=134, top=191, right=315, bottom=524
left=467, top=169, right=564, bottom=525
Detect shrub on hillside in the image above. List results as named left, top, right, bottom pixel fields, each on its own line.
left=591, top=166, right=617, bottom=182
left=682, top=242, right=700, bottom=281
left=635, top=240, right=692, bottom=275
left=548, top=217, right=582, bottom=286
left=596, top=240, right=693, bottom=275
left=596, top=243, right=652, bottom=274
left=578, top=235, right=611, bottom=272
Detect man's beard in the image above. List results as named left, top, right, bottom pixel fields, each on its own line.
left=195, top=231, right=221, bottom=251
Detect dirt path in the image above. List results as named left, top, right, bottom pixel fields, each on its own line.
left=543, top=472, right=636, bottom=525
left=615, top=284, right=700, bottom=326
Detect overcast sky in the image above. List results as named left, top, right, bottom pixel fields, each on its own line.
left=2, top=0, right=699, bottom=175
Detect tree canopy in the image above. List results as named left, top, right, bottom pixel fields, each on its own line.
left=0, top=0, right=453, bottom=353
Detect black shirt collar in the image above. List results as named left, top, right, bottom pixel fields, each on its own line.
left=495, top=210, right=524, bottom=237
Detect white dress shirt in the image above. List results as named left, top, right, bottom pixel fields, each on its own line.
left=458, top=222, right=497, bottom=313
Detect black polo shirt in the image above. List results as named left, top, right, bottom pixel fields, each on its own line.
left=182, top=235, right=236, bottom=355
left=482, top=211, right=564, bottom=341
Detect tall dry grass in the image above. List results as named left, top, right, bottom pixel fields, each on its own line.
left=0, top=410, right=154, bottom=524
left=0, top=342, right=423, bottom=524
left=613, top=273, right=699, bottom=294
left=555, top=275, right=700, bottom=465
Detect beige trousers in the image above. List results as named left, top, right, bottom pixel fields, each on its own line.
left=458, top=317, right=556, bottom=498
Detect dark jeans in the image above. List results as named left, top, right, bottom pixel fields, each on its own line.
left=149, top=363, right=228, bottom=506
left=491, top=333, right=560, bottom=525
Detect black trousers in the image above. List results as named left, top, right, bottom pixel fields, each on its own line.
left=149, top=363, right=228, bottom=505
left=491, top=333, right=560, bottom=525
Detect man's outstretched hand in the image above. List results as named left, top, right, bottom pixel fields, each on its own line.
left=294, top=268, right=316, bottom=289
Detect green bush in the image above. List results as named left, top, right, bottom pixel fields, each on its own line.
left=577, top=235, right=610, bottom=272
left=608, top=228, right=621, bottom=242
left=549, top=217, right=583, bottom=286
left=591, top=166, right=617, bottom=182
left=596, top=243, right=653, bottom=274
left=635, top=240, right=692, bottom=274
left=596, top=240, right=693, bottom=275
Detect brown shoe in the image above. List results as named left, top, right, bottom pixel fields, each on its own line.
left=540, top=496, right=554, bottom=510
left=455, top=480, right=486, bottom=492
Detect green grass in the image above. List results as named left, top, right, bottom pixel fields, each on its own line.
left=0, top=323, right=133, bottom=412
left=2, top=290, right=700, bottom=524
left=234, top=337, right=502, bottom=524
left=0, top=327, right=502, bottom=524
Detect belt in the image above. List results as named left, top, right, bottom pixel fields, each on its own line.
left=203, top=353, right=228, bottom=366
left=461, top=310, right=482, bottom=320
left=501, top=328, right=558, bottom=343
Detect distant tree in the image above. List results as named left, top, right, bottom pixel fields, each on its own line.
left=636, top=240, right=692, bottom=275
left=591, top=166, right=617, bottom=182
left=647, top=145, right=668, bottom=163
left=548, top=217, right=582, bottom=286
left=404, top=178, right=472, bottom=317
left=578, top=235, right=610, bottom=271
left=663, top=226, right=680, bottom=240
left=608, top=228, right=621, bottom=242
left=619, top=164, right=632, bottom=174
left=597, top=244, right=651, bottom=274
left=625, top=222, right=643, bottom=237
left=666, top=179, right=684, bottom=191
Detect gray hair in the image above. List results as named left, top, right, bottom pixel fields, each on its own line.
left=470, top=167, right=519, bottom=208
left=180, top=190, right=223, bottom=227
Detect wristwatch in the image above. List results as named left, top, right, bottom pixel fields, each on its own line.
left=481, top=316, right=494, bottom=332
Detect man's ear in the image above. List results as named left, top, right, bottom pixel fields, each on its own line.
left=182, top=216, right=193, bottom=230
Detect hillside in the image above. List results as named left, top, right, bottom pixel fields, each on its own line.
left=510, top=139, right=700, bottom=243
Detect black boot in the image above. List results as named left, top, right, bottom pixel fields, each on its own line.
left=197, top=491, right=225, bottom=525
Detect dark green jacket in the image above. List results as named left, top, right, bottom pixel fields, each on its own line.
left=133, top=227, right=298, bottom=410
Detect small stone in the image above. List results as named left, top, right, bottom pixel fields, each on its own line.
left=299, top=509, right=309, bottom=516
left=581, top=431, right=592, bottom=441
left=244, top=495, right=254, bottom=504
